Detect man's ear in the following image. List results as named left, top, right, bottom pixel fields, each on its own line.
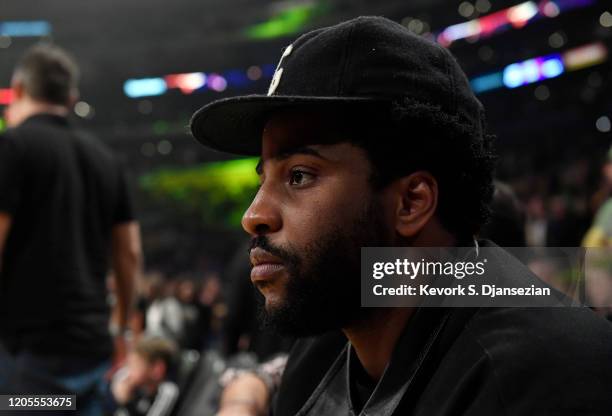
left=393, top=171, right=438, bottom=238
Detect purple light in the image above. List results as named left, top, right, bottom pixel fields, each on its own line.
left=502, top=54, right=565, bottom=88
left=208, top=74, right=228, bottom=92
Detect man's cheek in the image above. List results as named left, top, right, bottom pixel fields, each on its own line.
left=286, top=189, right=361, bottom=236
left=328, top=180, right=371, bottom=223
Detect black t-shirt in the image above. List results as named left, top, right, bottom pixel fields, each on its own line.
left=0, top=114, right=134, bottom=359
left=349, top=348, right=376, bottom=414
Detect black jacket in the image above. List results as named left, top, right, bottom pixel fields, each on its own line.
left=274, top=243, right=612, bottom=415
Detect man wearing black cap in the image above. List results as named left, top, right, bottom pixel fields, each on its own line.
left=192, top=17, right=612, bottom=415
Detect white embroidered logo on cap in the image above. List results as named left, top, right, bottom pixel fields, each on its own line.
left=268, top=44, right=293, bottom=96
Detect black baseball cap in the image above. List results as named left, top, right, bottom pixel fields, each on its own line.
left=190, top=16, right=485, bottom=155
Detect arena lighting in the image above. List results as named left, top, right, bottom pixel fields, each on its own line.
left=225, top=69, right=252, bottom=87
left=207, top=74, right=228, bottom=92
left=140, top=157, right=260, bottom=227
left=125, top=40, right=606, bottom=99
left=470, top=72, right=505, bottom=94
left=0, top=88, right=13, bottom=105
left=563, top=42, right=608, bottom=71
left=123, top=65, right=276, bottom=99
left=470, top=42, right=608, bottom=93
left=244, top=1, right=326, bottom=40
left=123, top=40, right=606, bottom=99
left=503, top=54, right=564, bottom=88
left=507, top=1, right=539, bottom=27
left=165, top=73, right=206, bottom=94
left=123, top=78, right=167, bottom=98
left=0, top=21, right=51, bottom=37
left=437, top=0, right=596, bottom=47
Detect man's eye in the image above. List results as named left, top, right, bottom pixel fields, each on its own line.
left=289, top=169, right=314, bottom=186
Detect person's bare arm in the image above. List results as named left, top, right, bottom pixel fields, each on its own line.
left=0, top=212, right=12, bottom=271
left=217, top=373, right=270, bottom=416
left=111, top=221, right=142, bottom=333
left=217, top=355, right=288, bottom=416
left=110, top=367, right=135, bottom=405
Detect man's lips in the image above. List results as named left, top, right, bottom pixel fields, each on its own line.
left=249, top=247, right=286, bottom=283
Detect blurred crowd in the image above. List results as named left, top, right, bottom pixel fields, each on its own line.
left=102, top=272, right=227, bottom=414
left=499, top=149, right=612, bottom=247
left=103, top=261, right=291, bottom=415
left=111, top=274, right=226, bottom=353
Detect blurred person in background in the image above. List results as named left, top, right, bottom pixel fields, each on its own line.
left=197, top=273, right=226, bottom=350
left=133, top=271, right=166, bottom=335
left=174, top=278, right=203, bottom=351
left=525, top=194, right=548, bottom=246
left=107, top=275, right=147, bottom=352
left=583, top=146, right=612, bottom=247
left=162, top=279, right=179, bottom=299
left=145, top=277, right=184, bottom=344
left=546, top=194, right=588, bottom=246
left=479, top=181, right=526, bottom=246
left=0, top=44, right=141, bottom=414
left=107, top=336, right=178, bottom=416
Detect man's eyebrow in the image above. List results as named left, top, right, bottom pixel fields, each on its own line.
left=255, top=146, right=328, bottom=175
left=277, top=146, right=328, bottom=161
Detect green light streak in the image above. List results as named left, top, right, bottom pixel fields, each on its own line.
left=140, top=158, right=259, bottom=227
left=245, top=2, right=325, bottom=40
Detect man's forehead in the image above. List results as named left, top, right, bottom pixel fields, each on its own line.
left=260, top=108, right=350, bottom=156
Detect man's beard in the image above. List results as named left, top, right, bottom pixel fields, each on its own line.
left=250, top=197, right=387, bottom=337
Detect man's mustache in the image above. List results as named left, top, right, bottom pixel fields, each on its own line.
left=249, top=235, right=298, bottom=267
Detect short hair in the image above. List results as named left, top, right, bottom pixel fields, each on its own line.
left=336, top=98, right=497, bottom=240
left=134, top=336, right=177, bottom=368
left=13, top=43, right=79, bottom=105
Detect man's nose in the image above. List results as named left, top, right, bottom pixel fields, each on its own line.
left=242, top=188, right=282, bottom=236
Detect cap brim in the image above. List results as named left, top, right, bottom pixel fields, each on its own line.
left=190, top=94, right=383, bottom=155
